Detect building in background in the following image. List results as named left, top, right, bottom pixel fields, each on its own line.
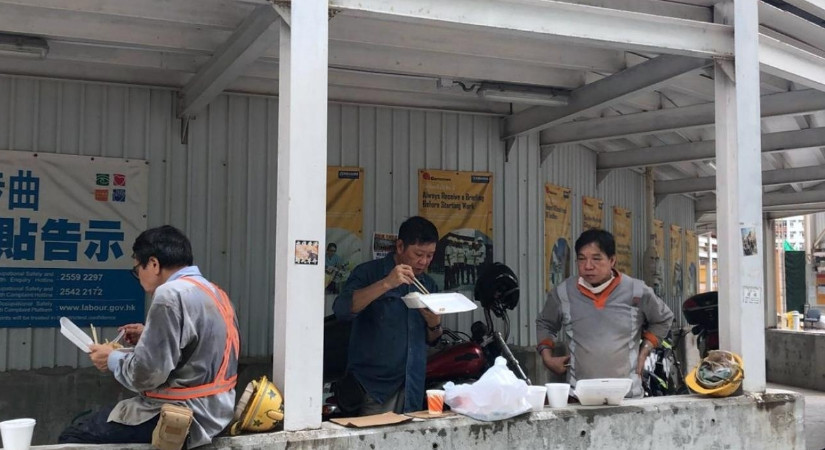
left=774, top=216, right=805, bottom=251
left=698, top=234, right=717, bottom=293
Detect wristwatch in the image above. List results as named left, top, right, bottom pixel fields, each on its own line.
left=428, top=323, right=442, bottom=332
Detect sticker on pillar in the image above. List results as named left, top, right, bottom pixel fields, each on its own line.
left=740, top=227, right=758, bottom=256
left=295, top=240, right=320, bottom=265
left=743, top=285, right=761, bottom=304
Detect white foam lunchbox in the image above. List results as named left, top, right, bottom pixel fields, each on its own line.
left=574, top=378, right=633, bottom=406
left=401, top=292, right=478, bottom=315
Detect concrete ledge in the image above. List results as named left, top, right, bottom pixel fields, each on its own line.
left=0, top=361, right=271, bottom=445
left=32, top=392, right=804, bottom=450
left=766, top=328, right=825, bottom=391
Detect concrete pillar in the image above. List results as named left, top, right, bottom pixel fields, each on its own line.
left=805, top=216, right=817, bottom=308
left=704, top=232, right=714, bottom=292
left=643, top=167, right=658, bottom=288
left=273, top=0, right=328, bottom=430
left=714, top=1, right=766, bottom=392
left=764, top=219, right=777, bottom=327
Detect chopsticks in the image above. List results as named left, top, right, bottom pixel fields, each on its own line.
left=90, top=324, right=99, bottom=345
left=411, top=277, right=430, bottom=295
left=111, top=329, right=125, bottom=346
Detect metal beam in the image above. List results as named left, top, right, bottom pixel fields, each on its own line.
left=178, top=4, right=279, bottom=118
left=759, top=33, right=825, bottom=93
left=272, top=2, right=291, bottom=27
left=695, top=188, right=825, bottom=213
left=40, top=38, right=584, bottom=96
left=782, top=0, right=825, bottom=21
left=763, top=201, right=825, bottom=212
left=0, top=2, right=236, bottom=52
left=553, top=0, right=713, bottom=21
left=0, top=0, right=253, bottom=29
left=328, top=0, right=734, bottom=58
left=330, top=15, right=627, bottom=73
left=502, top=55, right=711, bottom=139
left=696, top=209, right=825, bottom=225
left=329, top=42, right=585, bottom=89
left=597, top=127, right=825, bottom=169
left=758, top=1, right=825, bottom=55
left=656, top=165, right=825, bottom=195
left=767, top=209, right=825, bottom=219
left=542, top=89, right=825, bottom=145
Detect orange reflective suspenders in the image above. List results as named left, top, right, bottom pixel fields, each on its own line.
left=144, top=278, right=240, bottom=401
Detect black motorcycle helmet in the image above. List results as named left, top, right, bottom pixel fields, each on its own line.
left=474, top=262, right=519, bottom=318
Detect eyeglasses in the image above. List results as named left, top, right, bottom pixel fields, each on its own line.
left=131, top=263, right=141, bottom=279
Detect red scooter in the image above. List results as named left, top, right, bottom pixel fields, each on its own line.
left=426, top=262, right=529, bottom=387
left=322, top=263, right=529, bottom=418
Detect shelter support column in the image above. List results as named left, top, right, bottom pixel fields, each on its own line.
left=273, top=0, right=328, bottom=430
left=764, top=219, right=777, bottom=328
left=714, top=1, right=766, bottom=392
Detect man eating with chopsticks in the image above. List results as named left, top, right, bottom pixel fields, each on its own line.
left=333, top=216, right=442, bottom=416
left=58, top=225, right=240, bottom=449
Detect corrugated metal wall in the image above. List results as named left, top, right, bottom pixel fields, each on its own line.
left=0, top=75, right=697, bottom=370
left=656, top=194, right=697, bottom=326
left=0, top=76, right=281, bottom=370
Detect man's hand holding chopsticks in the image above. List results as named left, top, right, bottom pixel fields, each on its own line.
left=89, top=344, right=114, bottom=372
left=383, top=264, right=417, bottom=290
left=351, top=264, right=427, bottom=314
left=119, top=323, right=145, bottom=345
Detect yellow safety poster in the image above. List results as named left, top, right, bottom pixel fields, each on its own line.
left=419, top=169, right=493, bottom=291
left=654, top=219, right=665, bottom=264
left=325, top=167, right=364, bottom=294
left=544, top=184, right=572, bottom=292
left=670, top=224, right=683, bottom=299
left=582, top=196, right=603, bottom=230
left=684, top=230, right=698, bottom=299
left=613, top=206, right=633, bottom=276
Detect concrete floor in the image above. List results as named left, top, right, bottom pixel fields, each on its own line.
left=769, top=383, right=825, bottom=450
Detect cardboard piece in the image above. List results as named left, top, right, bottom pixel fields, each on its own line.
left=405, top=410, right=455, bottom=419
left=330, top=412, right=413, bottom=428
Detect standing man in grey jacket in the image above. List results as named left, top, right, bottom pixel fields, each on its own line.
left=59, top=225, right=239, bottom=448
left=536, top=229, right=673, bottom=397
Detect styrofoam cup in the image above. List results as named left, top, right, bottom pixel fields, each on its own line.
left=0, top=418, right=36, bottom=450
left=546, top=383, right=570, bottom=408
left=526, top=385, right=547, bottom=412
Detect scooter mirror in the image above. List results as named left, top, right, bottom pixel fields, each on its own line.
left=471, top=321, right=488, bottom=342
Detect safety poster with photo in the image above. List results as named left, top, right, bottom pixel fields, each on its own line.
left=418, top=169, right=493, bottom=292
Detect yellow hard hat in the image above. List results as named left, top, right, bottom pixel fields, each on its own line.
left=685, top=350, right=744, bottom=397
left=229, top=376, right=284, bottom=435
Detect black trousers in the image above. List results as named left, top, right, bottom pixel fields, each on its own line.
left=58, top=404, right=160, bottom=445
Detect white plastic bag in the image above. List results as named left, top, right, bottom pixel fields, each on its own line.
left=443, top=356, right=532, bottom=421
